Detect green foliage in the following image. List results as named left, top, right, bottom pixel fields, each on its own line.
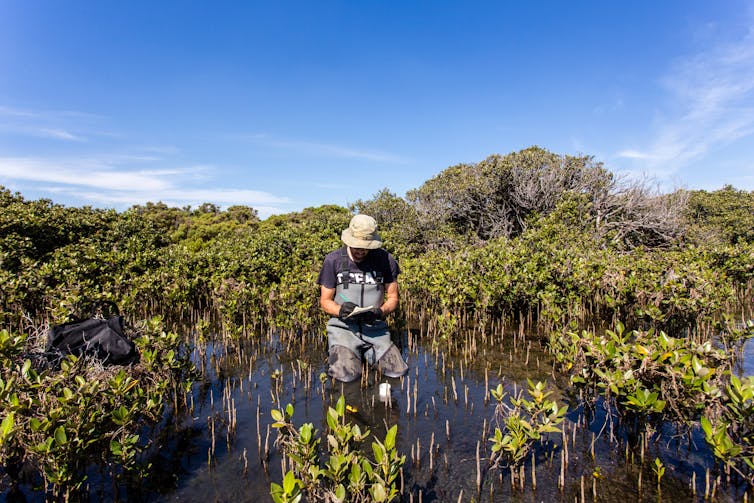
left=0, top=187, right=119, bottom=273
left=126, top=201, right=188, bottom=237
left=169, top=203, right=259, bottom=250
left=686, top=185, right=754, bottom=245
left=407, top=147, right=599, bottom=243
left=701, top=416, right=742, bottom=463
left=399, top=224, right=746, bottom=334
left=488, top=379, right=567, bottom=468
left=271, top=396, right=405, bottom=502
left=0, top=319, right=196, bottom=499
left=552, top=321, right=754, bottom=482
left=699, top=374, right=754, bottom=482
left=653, top=457, right=665, bottom=487
left=549, top=323, right=728, bottom=420
left=270, top=470, right=304, bottom=503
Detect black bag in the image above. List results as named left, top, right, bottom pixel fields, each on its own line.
left=47, top=302, right=138, bottom=365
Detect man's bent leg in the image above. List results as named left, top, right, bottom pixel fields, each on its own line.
left=376, top=344, right=408, bottom=378
left=328, top=345, right=363, bottom=382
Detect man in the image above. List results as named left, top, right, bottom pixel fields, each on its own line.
left=317, top=214, right=409, bottom=382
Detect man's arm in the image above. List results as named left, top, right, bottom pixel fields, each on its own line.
left=319, top=286, right=342, bottom=317
left=380, top=281, right=399, bottom=316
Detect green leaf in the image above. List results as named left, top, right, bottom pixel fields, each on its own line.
left=300, top=423, right=312, bottom=444
left=110, top=440, right=123, bottom=456
left=372, top=441, right=385, bottom=463
left=700, top=417, right=713, bottom=437
left=270, top=482, right=283, bottom=503
left=0, top=412, right=15, bottom=443
left=326, top=408, right=339, bottom=431
left=334, top=484, right=346, bottom=502
left=692, top=356, right=703, bottom=375
left=54, top=425, right=67, bottom=445
left=283, top=470, right=297, bottom=493
left=371, top=482, right=388, bottom=502
left=362, top=459, right=374, bottom=477
left=112, top=405, right=130, bottom=425
left=348, top=463, right=362, bottom=484
left=385, top=424, right=397, bottom=451
left=309, top=465, right=323, bottom=480
left=271, top=409, right=284, bottom=422
left=29, top=418, right=41, bottom=432
left=335, top=395, right=345, bottom=416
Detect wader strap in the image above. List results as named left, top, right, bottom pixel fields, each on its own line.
left=339, top=247, right=350, bottom=290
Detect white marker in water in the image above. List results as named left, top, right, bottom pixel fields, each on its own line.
left=379, top=382, right=391, bottom=399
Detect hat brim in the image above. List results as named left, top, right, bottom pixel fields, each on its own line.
left=341, top=229, right=382, bottom=249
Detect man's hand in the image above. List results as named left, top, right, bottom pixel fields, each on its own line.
left=356, top=307, right=383, bottom=324
left=338, top=302, right=358, bottom=319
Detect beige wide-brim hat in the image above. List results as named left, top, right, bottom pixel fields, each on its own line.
left=341, top=214, right=382, bottom=249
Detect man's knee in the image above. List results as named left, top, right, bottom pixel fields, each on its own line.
left=377, top=344, right=408, bottom=378
left=328, top=345, right=362, bottom=382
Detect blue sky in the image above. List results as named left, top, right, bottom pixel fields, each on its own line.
left=1, top=1, right=753, bottom=218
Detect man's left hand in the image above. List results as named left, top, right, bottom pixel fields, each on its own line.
left=356, top=307, right=383, bottom=324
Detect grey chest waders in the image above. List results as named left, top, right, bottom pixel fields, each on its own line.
left=335, top=247, right=386, bottom=356
left=335, top=247, right=385, bottom=310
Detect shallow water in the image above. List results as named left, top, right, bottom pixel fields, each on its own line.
left=141, top=326, right=751, bottom=503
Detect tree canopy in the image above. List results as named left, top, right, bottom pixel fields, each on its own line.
left=357, top=147, right=690, bottom=250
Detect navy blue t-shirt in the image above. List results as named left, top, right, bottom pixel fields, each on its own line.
left=317, top=247, right=400, bottom=289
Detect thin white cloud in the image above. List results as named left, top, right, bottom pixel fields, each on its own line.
left=247, top=133, right=409, bottom=164
left=0, top=104, right=292, bottom=215
left=0, top=105, right=100, bottom=121
left=0, top=157, right=173, bottom=191
left=0, top=106, right=40, bottom=118
left=0, top=156, right=290, bottom=216
left=134, top=145, right=181, bottom=155
left=615, top=21, right=754, bottom=179
left=55, top=188, right=289, bottom=219
left=615, top=149, right=657, bottom=161
left=0, top=123, right=89, bottom=142
left=37, top=128, right=87, bottom=142
left=0, top=104, right=106, bottom=142
left=63, top=188, right=288, bottom=206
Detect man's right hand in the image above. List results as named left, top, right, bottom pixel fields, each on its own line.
left=338, top=302, right=358, bottom=319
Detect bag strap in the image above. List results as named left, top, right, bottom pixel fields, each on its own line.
left=339, top=247, right=350, bottom=290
